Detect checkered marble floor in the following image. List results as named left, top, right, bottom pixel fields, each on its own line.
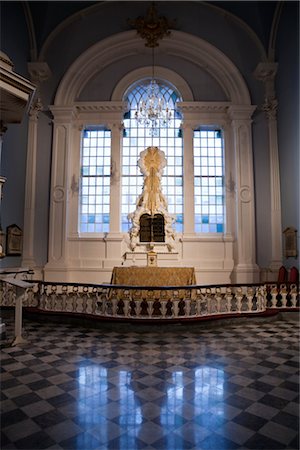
left=0, top=310, right=299, bottom=450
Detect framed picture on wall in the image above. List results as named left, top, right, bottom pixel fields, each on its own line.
left=6, top=224, right=23, bottom=256
left=283, top=227, right=298, bottom=258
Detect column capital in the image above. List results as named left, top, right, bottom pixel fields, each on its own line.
left=29, top=97, right=43, bottom=119
left=27, top=61, right=51, bottom=84
left=107, top=121, right=123, bottom=132
left=227, top=105, right=256, bottom=121
left=49, top=105, right=78, bottom=123
left=253, top=62, right=278, bottom=83
left=254, top=62, right=278, bottom=106
left=261, top=97, right=278, bottom=120
left=180, top=121, right=194, bottom=131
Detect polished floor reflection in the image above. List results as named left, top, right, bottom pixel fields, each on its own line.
left=1, top=311, right=299, bottom=449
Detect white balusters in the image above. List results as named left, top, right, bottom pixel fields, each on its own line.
left=246, top=287, right=255, bottom=312
left=0, top=280, right=298, bottom=322
left=235, top=287, right=243, bottom=313
left=270, top=285, right=278, bottom=308
left=172, top=299, right=179, bottom=317
left=135, top=299, right=142, bottom=317
left=290, top=284, right=298, bottom=307
left=225, top=288, right=233, bottom=312
left=160, top=299, right=168, bottom=318
left=215, top=288, right=222, bottom=314
left=280, top=284, right=288, bottom=307
left=185, top=298, right=191, bottom=316
left=111, top=296, right=118, bottom=316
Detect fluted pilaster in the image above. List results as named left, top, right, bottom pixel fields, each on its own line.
left=254, top=62, right=282, bottom=270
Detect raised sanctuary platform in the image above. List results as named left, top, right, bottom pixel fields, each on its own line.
left=111, top=266, right=196, bottom=286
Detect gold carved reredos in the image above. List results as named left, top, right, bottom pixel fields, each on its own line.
left=138, top=146, right=166, bottom=215
left=127, top=145, right=176, bottom=251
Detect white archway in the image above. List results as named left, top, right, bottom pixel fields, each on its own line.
left=55, top=30, right=251, bottom=106
left=45, top=29, right=259, bottom=284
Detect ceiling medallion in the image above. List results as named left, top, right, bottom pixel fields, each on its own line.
left=128, top=2, right=175, bottom=48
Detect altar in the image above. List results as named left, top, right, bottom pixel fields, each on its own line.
left=111, top=266, right=196, bottom=286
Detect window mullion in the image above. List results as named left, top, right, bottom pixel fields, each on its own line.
left=182, top=122, right=195, bottom=234
left=108, top=122, right=122, bottom=234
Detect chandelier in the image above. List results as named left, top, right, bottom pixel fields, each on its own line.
left=135, top=51, right=172, bottom=136
left=129, top=4, right=175, bottom=136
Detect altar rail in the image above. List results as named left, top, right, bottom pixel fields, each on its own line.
left=0, top=280, right=299, bottom=321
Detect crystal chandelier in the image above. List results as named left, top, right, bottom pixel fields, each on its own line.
left=130, top=4, right=175, bottom=136
left=135, top=52, right=172, bottom=136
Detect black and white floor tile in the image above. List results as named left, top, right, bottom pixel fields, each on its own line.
left=0, top=310, right=299, bottom=450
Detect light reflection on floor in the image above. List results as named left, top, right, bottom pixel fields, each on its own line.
left=76, top=364, right=225, bottom=448
left=1, top=311, right=299, bottom=450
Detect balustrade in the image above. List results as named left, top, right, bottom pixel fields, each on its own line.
left=0, top=280, right=298, bottom=321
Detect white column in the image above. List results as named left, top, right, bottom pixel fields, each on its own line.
left=228, top=105, right=259, bottom=283
left=22, top=62, right=51, bottom=268
left=182, top=122, right=195, bottom=235
left=254, top=62, right=282, bottom=271
left=223, top=121, right=235, bottom=238
left=22, top=101, right=41, bottom=267
left=66, top=123, right=82, bottom=239
left=44, top=106, right=76, bottom=270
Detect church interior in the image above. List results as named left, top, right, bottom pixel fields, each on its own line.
left=0, top=1, right=299, bottom=449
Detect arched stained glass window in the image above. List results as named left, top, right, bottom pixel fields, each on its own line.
left=122, top=79, right=183, bottom=233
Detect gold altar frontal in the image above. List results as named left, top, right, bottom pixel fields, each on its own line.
left=111, top=266, right=196, bottom=287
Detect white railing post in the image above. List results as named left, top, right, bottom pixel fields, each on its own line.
left=2, top=278, right=35, bottom=346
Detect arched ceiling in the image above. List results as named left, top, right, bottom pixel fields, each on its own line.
left=22, top=1, right=279, bottom=60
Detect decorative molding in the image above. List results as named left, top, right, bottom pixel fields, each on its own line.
left=74, top=102, right=126, bottom=113
left=53, top=186, right=65, bottom=203
left=239, top=186, right=252, bottom=203
left=177, top=102, right=230, bottom=113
